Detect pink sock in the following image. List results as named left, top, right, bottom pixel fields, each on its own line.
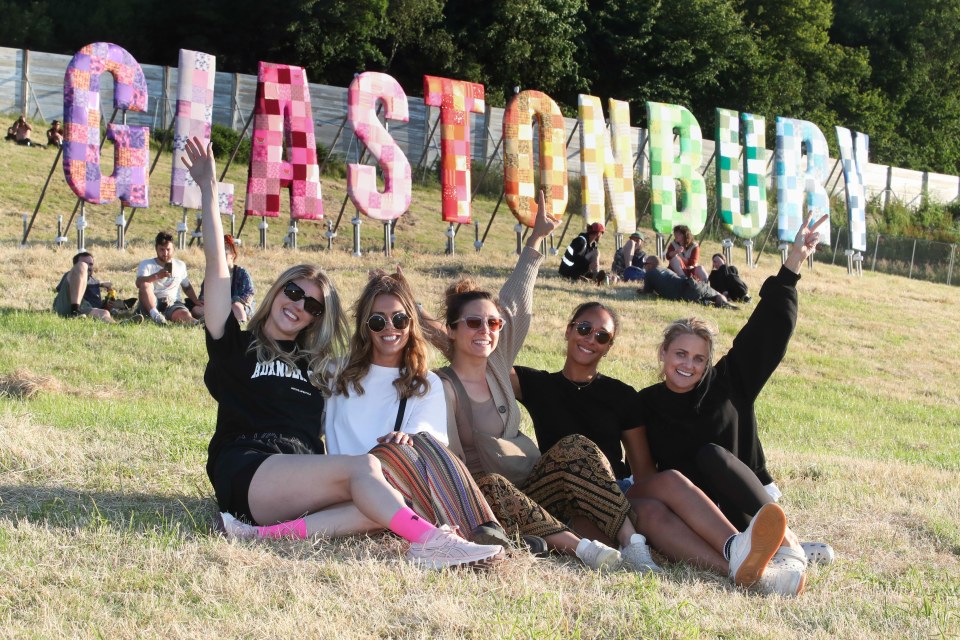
left=257, top=518, right=308, bottom=540
left=388, top=507, right=435, bottom=543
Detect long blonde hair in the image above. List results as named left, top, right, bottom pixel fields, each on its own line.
left=336, top=270, right=430, bottom=400
left=246, top=264, right=349, bottom=394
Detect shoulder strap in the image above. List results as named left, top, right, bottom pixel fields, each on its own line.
left=393, top=395, right=408, bottom=432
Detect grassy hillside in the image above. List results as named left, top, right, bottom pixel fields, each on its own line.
left=1, top=137, right=958, bottom=638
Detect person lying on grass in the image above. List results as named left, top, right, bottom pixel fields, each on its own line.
left=182, top=136, right=502, bottom=569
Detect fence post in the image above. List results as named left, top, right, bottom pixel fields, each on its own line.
left=948, top=244, right=956, bottom=286
left=20, top=49, right=30, bottom=116
left=871, top=234, right=881, bottom=271
left=908, top=238, right=917, bottom=279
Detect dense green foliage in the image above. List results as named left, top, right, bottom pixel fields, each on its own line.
left=6, top=0, right=960, bottom=177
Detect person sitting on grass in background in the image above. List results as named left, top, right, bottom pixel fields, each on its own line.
left=641, top=256, right=738, bottom=309
left=559, top=221, right=605, bottom=284
left=611, top=232, right=647, bottom=282
left=632, top=211, right=835, bottom=573
left=12, top=115, right=34, bottom=147
left=708, top=253, right=751, bottom=302
left=135, top=231, right=200, bottom=325
left=46, top=120, right=63, bottom=149
left=52, top=251, right=113, bottom=323
left=666, top=224, right=709, bottom=281
left=183, top=136, right=502, bottom=569
left=192, top=234, right=254, bottom=323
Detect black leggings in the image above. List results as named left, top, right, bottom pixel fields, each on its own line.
left=682, top=443, right=773, bottom=531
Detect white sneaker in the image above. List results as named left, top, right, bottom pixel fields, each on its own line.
left=620, top=533, right=663, bottom=574
left=405, top=525, right=504, bottom=570
left=800, top=541, right=835, bottom=565
left=728, top=503, right=787, bottom=589
left=756, top=546, right=807, bottom=596
left=576, top=538, right=622, bottom=571
left=149, top=308, right=167, bottom=325
left=216, top=512, right=258, bottom=540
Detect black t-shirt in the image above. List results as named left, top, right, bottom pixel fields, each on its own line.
left=514, top=366, right=639, bottom=479
left=204, top=315, right=325, bottom=479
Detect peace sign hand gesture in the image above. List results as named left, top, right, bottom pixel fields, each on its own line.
left=784, top=210, right=829, bottom=274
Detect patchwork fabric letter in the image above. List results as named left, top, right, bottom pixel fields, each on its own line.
left=503, top=90, right=568, bottom=227
left=423, top=75, right=485, bottom=224
left=647, top=102, right=706, bottom=235
left=579, top=95, right=636, bottom=232
left=170, top=49, right=234, bottom=214
left=715, top=108, right=767, bottom=238
left=347, top=72, right=412, bottom=220
left=245, top=62, right=323, bottom=220
left=62, top=42, right=150, bottom=206
left=775, top=117, right=831, bottom=244
left=836, top=126, right=868, bottom=252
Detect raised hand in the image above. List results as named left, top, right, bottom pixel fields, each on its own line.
left=181, top=136, right=217, bottom=188
left=785, top=210, right=829, bottom=273
left=528, top=189, right=561, bottom=246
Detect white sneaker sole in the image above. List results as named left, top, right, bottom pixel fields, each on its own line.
left=734, top=503, right=787, bottom=588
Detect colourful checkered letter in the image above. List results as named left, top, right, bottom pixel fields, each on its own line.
left=646, top=102, right=706, bottom=235
left=245, top=62, right=323, bottom=220
left=170, top=49, right=234, bottom=214
left=347, top=72, right=411, bottom=221
left=578, top=95, right=636, bottom=232
left=423, top=76, right=485, bottom=224
left=503, top=90, right=568, bottom=227
left=62, top=42, right=150, bottom=207
left=775, top=117, right=831, bottom=244
left=715, top=108, right=767, bottom=238
left=836, top=127, right=868, bottom=252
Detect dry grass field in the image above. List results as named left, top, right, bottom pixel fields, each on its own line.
left=0, top=133, right=958, bottom=638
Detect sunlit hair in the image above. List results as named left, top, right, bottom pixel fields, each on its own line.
left=246, top=264, right=349, bottom=394
left=155, top=231, right=174, bottom=246
left=672, top=224, right=694, bottom=247
left=336, top=270, right=430, bottom=400
left=439, top=278, right=502, bottom=361
left=568, top=301, right=620, bottom=339
left=657, top=317, right=717, bottom=381
left=223, top=234, right=238, bottom=260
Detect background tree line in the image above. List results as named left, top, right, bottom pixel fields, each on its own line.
left=3, top=0, right=960, bottom=180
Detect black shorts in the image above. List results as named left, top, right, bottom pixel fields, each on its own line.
left=210, top=433, right=318, bottom=523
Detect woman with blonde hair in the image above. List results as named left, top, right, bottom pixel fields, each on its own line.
left=184, top=137, right=502, bottom=569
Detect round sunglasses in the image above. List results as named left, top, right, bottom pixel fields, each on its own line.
left=367, top=311, right=411, bottom=332
left=282, top=281, right=325, bottom=317
left=452, top=315, right=504, bottom=332
left=570, top=321, right=612, bottom=345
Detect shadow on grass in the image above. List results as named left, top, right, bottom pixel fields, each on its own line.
left=0, top=483, right=217, bottom=535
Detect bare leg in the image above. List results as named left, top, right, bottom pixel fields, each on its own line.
left=67, top=262, right=89, bottom=305
left=302, top=502, right=383, bottom=538
left=248, top=454, right=409, bottom=535
left=668, top=256, right=686, bottom=277
left=137, top=281, right=158, bottom=314
left=543, top=530, right=582, bottom=556
left=169, top=308, right=195, bottom=324
left=693, top=265, right=709, bottom=282
left=628, top=470, right=736, bottom=551
left=629, top=498, right=726, bottom=572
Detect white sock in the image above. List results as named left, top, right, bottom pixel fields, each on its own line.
left=575, top=538, right=594, bottom=559
left=624, top=533, right=646, bottom=549
left=150, top=308, right=165, bottom=322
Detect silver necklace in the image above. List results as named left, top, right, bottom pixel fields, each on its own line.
left=564, top=373, right=600, bottom=391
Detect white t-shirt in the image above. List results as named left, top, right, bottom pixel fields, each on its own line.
left=325, top=365, right=448, bottom=455
left=136, top=258, right=190, bottom=304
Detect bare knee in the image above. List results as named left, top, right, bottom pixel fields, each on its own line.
left=631, top=498, right=672, bottom=533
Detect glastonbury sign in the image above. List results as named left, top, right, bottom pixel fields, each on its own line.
left=61, top=42, right=870, bottom=252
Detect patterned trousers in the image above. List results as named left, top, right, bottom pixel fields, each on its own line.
left=475, top=434, right=631, bottom=541
left=370, top=432, right=496, bottom=537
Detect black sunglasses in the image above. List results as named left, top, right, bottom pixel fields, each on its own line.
left=282, top=281, right=325, bottom=317
left=367, top=311, right=411, bottom=333
left=570, top=321, right=612, bottom=345
left=452, top=315, right=504, bottom=331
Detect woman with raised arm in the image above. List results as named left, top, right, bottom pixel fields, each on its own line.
left=183, top=138, right=502, bottom=569
left=630, top=211, right=835, bottom=566
left=512, top=301, right=809, bottom=595
left=434, top=194, right=660, bottom=573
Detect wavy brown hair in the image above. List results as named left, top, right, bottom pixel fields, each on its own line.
left=336, top=270, right=431, bottom=400
left=246, top=264, right=349, bottom=394
left=672, top=224, right=695, bottom=248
